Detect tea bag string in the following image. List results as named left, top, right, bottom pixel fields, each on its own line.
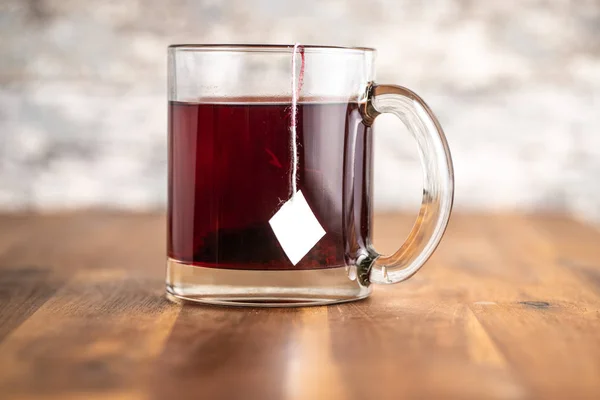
left=290, top=43, right=304, bottom=200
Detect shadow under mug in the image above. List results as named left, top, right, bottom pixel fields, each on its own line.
left=166, top=44, right=454, bottom=307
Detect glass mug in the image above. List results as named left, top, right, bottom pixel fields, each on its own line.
left=167, top=44, right=454, bottom=306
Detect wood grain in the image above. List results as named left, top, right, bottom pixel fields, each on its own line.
left=0, top=212, right=599, bottom=400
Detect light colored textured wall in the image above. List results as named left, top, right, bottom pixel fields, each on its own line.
left=1, top=0, right=599, bottom=223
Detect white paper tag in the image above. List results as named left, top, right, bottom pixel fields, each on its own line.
left=269, top=190, right=326, bottom=265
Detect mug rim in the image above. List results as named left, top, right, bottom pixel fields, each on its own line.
left=168, top=44, right=376, bottom=54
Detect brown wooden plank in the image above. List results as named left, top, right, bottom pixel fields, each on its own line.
left=0, top=214, right=33, bottom=260
left=529, top=214, right=600, bottom=296
left=0, top=213, right=598, bottom=399
left=0, top=212, right=165, bottom=274
left=326, top=298, right=527, bottom=400
left=0, top=269, right=180, bottom=399
left=0, top=267, right=63, bottom=343
left=468, top=215, right=600, bottom=398
left=152, top=306, right=300, bottom=400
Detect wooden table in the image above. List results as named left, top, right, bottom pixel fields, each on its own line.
left=0, top=213, right=599, bottom=399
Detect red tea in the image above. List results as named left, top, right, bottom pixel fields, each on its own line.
left=168, top=100, right=372, bottom=270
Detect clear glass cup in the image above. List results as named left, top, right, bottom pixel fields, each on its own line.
left=166, top=44, right=454, bottom=307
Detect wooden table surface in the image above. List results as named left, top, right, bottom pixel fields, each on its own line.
left=0, top=213, right=599, bottom=400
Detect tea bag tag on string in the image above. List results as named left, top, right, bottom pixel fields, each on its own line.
left=289, top=42, right=304, bottom=200
left=268, top=44, right=325, bottom=266
left=269, top=190, right=325, bottom=265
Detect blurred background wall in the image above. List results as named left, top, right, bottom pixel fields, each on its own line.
left=1, top=0, right=599, bottom=223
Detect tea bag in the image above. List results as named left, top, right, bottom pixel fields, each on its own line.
left=269, top=44, right=326, bottom=266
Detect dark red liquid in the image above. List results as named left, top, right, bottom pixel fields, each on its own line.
left=168, top=100, right=372, bottom=270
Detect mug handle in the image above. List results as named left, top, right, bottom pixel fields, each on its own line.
left=362, top=84, right=454, bottom=284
